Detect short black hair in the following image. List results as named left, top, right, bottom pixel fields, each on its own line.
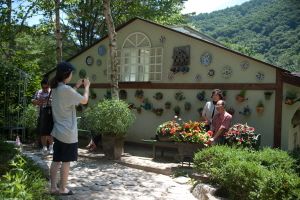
left=41, top=78, right=49, bottom=86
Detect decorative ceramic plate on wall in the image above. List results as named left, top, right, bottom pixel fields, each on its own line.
left=168, top=73, right=174, bottom=80
left=79, top=69, right=86, bottom=78
left=98, top=45, right=106, bottom=56
left=195, top=74, right=201, bottom=82
left=207, top=69, right=215, bottom=77
left=96, top=59, right=102, bottom=66
left=221, top=66, right=232, bottom=78
left=240, top=61, right=249, bottom=70
left=91, top=74, right=97, bottom=81
left=200, top=52, right=212, bottom=65
left=255, top=71, right=265, bottom=81
left=72, top=68, right=76, bottom=75
left=103, top=69, right=107, bottom=76
left=86, top=56, right=93, bottom=66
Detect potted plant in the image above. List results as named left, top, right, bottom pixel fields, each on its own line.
left=128, top=103, right=134, bottom=109
left=119, top=90, right=127, bottom=100
left=264, top=91, right=273, bottom=100
left=89, top=88, right=97, bottom=99
left=174, top=91, right=185, bottom=101
left=140, top=98, right=152, bottom=110
left=156, top=120, right=181, bottom=142
left=222, top=90, right=227, bottom=100
left=136, top=107, right=141, bottom=114
left=104, top=89, right=112, bottom=99
left=197, top=107, right=205, bottom=121
left=227, top=106, right=235, bottom=115
left=196, top=91, right=205, bottom=101
left=84, top=99, right=136, bottom=160
left=153, top=92, right=163, bottom=100
left=173, top=106, right=181, bottom=117
left=285, top=89, right=298, bottom=105
left=152, top=108, right=164, bottom=116
left=224, top=123, right=260, bottom=150
left=135, top=89, right=144, bottom=100
left=170, top=121, right=211, bottom=157
left=165, top=101, right=171, bottom=109
left=184, top=102, right=191, bottom=111
left=257, top=100, right=264, bottom=113
left=236, top=85, right=248, bottom=102
left=239, top=105, right=251, bottom=116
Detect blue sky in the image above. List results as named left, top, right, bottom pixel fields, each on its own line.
left=182, top=0, right=251, bottom=14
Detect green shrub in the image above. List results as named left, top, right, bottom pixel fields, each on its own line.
left=21, top=104, right=38, bottom=138
left=193, top=145, right=300, bottom=200
left=288, top=145, right=300, bottom=174
left=0, top=155, right=53, bottom=200
left=0, top=137, right=19, bottom=167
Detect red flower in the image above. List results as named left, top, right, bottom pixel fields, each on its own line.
left=163, top=132, right=167, bottom=135
left=194, top=130, right=199, bottom=133
left=207, top=131, right=213, bottom=136
left=185, top=124, right=190, bottom=129
left=200, top=138, right=204, bottom=141
left=237, top=123, right=241, bottom=125
left=250, top=127, right=255, bottom=131
left=243, top=129, right=247, bottom=132
left=206, top=141, right=209, bottom=144
left=181, top=131, right=186, bottom=134
left=239, top=139, right=243, bottom=142
left=225, top=132, right=228, bottom=135
left=170, top=128, right=176, bottom=133
left=172, top=132, right=176, bottom=135
left=188, top=133, right=192, bottom=136
left=162, top=128, right=165, bottom=132
left=168, top=126, right=171, bottom=128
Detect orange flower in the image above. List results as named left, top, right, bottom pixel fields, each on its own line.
left=207, top=131, right=213, bottom=136
left=188, top=133, right=192, bottom=136
left=185, top=124, right=190, bottom=129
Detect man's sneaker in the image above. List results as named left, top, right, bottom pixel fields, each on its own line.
left=49, top=148, right=54, bottom=155
left=38, top=148, right=47, bottom=155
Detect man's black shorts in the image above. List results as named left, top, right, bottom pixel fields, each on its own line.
left=53, top=137, right=78, bottom=162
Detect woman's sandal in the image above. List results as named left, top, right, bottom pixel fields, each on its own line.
left=88, top=147, right=97, bottom=152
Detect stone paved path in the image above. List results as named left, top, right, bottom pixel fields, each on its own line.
left=23, top=143, right=197, bottom=200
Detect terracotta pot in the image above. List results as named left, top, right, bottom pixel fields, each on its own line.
left=265, top=95, right=271, bottom=100
left=175, top=112, right=180, bottom=117
left=235, top=95, right=245, bottom=102
left=137, top=110, right=141, bottom=114
left=257, top=107, right=264, bottom=113
left=285, top=98, right=294, bottom=105
left=165, top=104, right=171, bottom=109
left=185, top=107, right=191, bottom=111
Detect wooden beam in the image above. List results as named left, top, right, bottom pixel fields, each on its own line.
left=85, top=82, right=278, bottom=90
left=274, top=69, right=283, bottom=148
left=282, top=73, right=300, bottom=87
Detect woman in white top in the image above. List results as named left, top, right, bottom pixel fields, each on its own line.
left=202, top=89, right=223, bottom=131
left=49, top=62, right=90, bottom=195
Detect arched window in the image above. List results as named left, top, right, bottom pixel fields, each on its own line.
left=107, top=32, right=163, bottom=82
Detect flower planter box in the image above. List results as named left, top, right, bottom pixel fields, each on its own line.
left=158, top=135, right=173, bottom=142
left=177, top=142, right=205, bottom=157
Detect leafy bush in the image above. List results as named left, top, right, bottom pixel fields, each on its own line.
left=0, top=155, right=53, bottom=200
left=193, top=145, right=300, bottom=200
left=84, top=99, right=136, bottom=137
left=0, top=137, right=19, bottom=168
left=21, top=104, right=38, bottom=138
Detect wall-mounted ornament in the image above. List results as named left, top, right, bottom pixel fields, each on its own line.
left=165, top=101, right=171, bottom=109
left=153, top=92, right=163, bottom=100
left=227, top=106, right=235, bottom=115
left=200, top=52, right=212, bottom=65
left=168, top=73, right=174, bottom=80
left=98, top=45, right=106, bottom=56
left=239, top=105, right=252, bottom=116
left=119, top=90, right=127, bottom=100
left=135, top=89, right=144, bottom=100
left=96, top=59, right=102, bottom=66
left=152, top=108, right=164, bottom=116
left=264, top=91, right=273, bottom=100
left=196, top=91, right=206, bottom=101
left=72, top=67, right=76, bottom=75
left=104, top=89, right=112, bottom=99
left=195, top=74, right=201, bottom=82
left=89, top=88, right=97, bottom=99
left=159, top=36, right=166, bottom=43
left=174, top=91, right=185, bottom=101
left=140, top=98, right=152, bottom=110
left=86, top=56, right=93, bottom=66
left=255, top=71, right=265, bottom=82
left=184, top=102, right=191, bottom=111
left=240, top=61, right=249, bottom=70
left=221, top=66, right=232, bottom=78
left=79, top=69, right=86, bottom=78
left=207, top=69, right=215, bottom=77
left=172, top=45, right=190, bottom=66
left=235, top=85, right=248, bottom=102
left=103, top=69, right=107, bottom=76
left=91, top=74, right=97, bottom=81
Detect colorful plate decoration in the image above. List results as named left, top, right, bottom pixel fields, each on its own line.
left=200, top=52, right=212, bottom=65
left=221, top=66, right=232, bottom=78
left=96, top=59, right=102, bottom=66
left=79, top=69, right=86, bottom=78
left=98, top=45, right=106, bottom=56
left=86, top=56, right=93, bottom=66
left=207, top=69, right=215, bottom=77
left=195, top=74, right=201, bottom=82
left=255, top=71, right=265, bottom=81
left=168, top=73, right=174, bottom=80
left=240, top=61, right=249, bottom=70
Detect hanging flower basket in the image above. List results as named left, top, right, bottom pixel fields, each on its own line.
left=119, top=90, right=127, bottom=100
left=165, top=102, right=171, bottom=109
left=153, top=92, right=163, bottom=100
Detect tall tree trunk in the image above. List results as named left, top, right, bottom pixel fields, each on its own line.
left=103, top=0, right=119, bottom=99
left=55, top=0, right=62, bottom=63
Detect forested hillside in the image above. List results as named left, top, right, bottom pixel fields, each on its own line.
left=187, top=0, right=300, bottom=72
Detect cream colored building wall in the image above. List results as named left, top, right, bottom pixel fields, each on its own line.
left=48, top=19, right=280, bottom=147
left=281, top=83, right=300, bottom=150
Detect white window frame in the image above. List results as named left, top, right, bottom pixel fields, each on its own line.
left=107, top=32, right=163, bottom=82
